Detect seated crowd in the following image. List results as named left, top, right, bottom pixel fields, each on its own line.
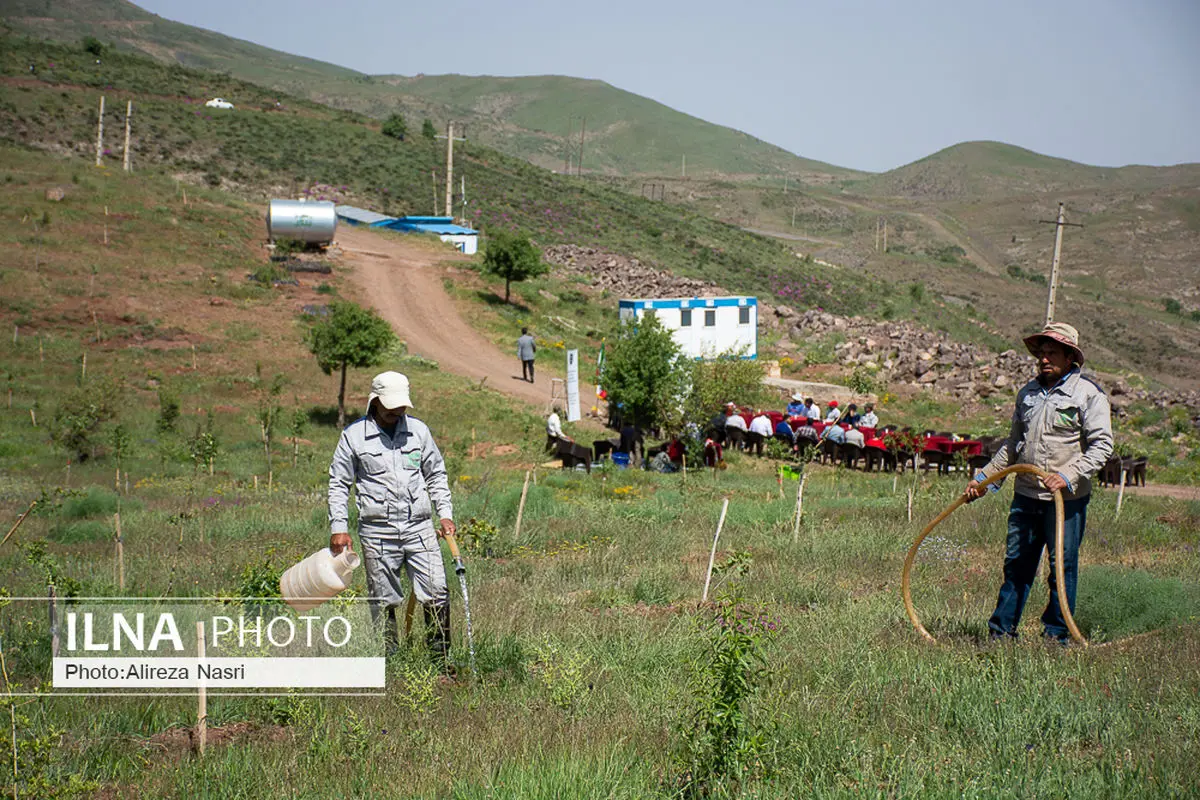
left=547, top=393, right=1014, bottom=476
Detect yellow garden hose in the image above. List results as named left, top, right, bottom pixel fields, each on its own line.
left=901, top=464, right=1087, bottom=647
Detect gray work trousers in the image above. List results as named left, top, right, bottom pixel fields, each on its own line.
left=358, top=527, right=448, bottom=620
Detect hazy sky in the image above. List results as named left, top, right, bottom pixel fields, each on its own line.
left=135, top=0, right=1199, bottom=173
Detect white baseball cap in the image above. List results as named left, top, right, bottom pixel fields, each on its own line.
left=366, top=371, right=413, bottom=414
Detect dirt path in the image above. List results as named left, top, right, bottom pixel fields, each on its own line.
left=336, top=225, right=587, bottom=410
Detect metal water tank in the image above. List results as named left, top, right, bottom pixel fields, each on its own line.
left=266, top=200, right=337, bottom=245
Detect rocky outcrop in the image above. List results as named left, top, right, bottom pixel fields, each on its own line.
left=543, top=244, right=725, bottom=299
left=776, top=308, right=1200, bottom=415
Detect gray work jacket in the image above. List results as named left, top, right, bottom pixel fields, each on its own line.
left=328, top=414, right=453, bottom=538
left=978, top=368, right=1113, bottom=501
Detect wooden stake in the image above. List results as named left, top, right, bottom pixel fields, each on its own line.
left=792, top=473, right=806, bottom=544
left=39, top=335, right=44, bottom=361
left=93, top=311, right=101, bottom=342
left=123, top=100, right=132, bottom=172
left=1115, top=469, right=1128, bottom=519
left=893, top=473, right=898, bottom=494
left=10, top=326, right=16, bottom=345
left=268, top=471, right=273, bottom=493
left=49, top=585, right=59, bottom=658
left=470, top=427, right=476, bottom=458
left=191, top=343, right=197, bottom=370
left=701, top=498, right=730, bottom=602
left=6, top=388, right=9, bottom=409
left=196, top=621, right=207, bottom=756
left=65, top=461, right=70, bottom=486
left=907, top=486, right=914, bottom=523
left=253, top=475, right=259, bottom=492
left=80, top=353, right=87, bottom=383
left=681, top=453, right=687, bottom=483
left=182, top=187, right=188, bottom=206
left=95, top=96, right=105, bottom=167
left=513, top=470, right=531, bottom=541
left=777, top=465, right=784, bottom=498
left=1, top=500, right=37, bottom=549
left=114, top=513, right=124, bottom=591
left=29, top=408, right=36, bottom=427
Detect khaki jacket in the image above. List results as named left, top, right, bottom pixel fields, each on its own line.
left=979, top=368, right=1113, bottom=501
left=328, top=414, right=453, bottom=538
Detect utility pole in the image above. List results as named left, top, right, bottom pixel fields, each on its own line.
left=95, top=95, right=105, bottom=166
left=436, top=122, right=466, bottom=218
left=883, top=219, right=888, bottom=253
left=431, top=170, right=438, bottom=216
left=122, top=100, right=132, bottom=172
left=1039, top=202, right=1083, bottom=325
left=461, top=175, right=466, bottom=221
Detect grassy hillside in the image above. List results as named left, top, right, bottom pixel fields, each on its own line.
left=851, top=140, right=1200, bottom=201
left=0, top=34, right=891, bottom=321
left=374, top=73, right=860, bottom=179
left=1, top=143, right=1199, bottom=796
left=1, top=0, right=859, bottom=179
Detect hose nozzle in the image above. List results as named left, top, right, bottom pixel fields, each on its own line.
left=454, top=558, right=466, bottom=575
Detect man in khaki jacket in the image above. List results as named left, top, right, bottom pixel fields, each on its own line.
left=965, top=323, right=1112, bottom=643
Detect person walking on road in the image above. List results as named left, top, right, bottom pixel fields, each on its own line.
left=327, top=371, right=457, bottom=669
left=965, top=322, right=1112, bottom=644
left=517, top=327, right=537, bottom=382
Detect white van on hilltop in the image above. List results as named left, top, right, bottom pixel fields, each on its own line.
left=204, top=98, right=234, bottom=109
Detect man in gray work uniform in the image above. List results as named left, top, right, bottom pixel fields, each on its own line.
left=328, top=371, right=457, bottom=667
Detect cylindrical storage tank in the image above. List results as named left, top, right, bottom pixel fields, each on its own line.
left=266, top=199, right=337, bottom=245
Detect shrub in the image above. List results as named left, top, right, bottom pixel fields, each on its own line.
left=381, top=112, right=407, bottom=140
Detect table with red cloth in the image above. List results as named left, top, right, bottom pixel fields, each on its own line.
left=922, top=436, right=983, bottom=457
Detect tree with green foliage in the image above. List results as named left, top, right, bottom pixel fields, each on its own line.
left=381, top=112, right=407, bottom=141
left=81, top=36, right=105, bottom=57
left=304, top=301, right=397, bottom=429
left=682, top=351, right=768, bottom=430
left=601, top=313, right=687, bottom=431
left=52, top=378, right=121, bottom=461
left=251, top=363, right=286, bottom=478
left=421, top=118, right=437, bottom=140
left=482, top=230, right=549, bottom=303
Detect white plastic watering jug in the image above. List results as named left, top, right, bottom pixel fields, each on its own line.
left=279, top=548, right=361, bottom=612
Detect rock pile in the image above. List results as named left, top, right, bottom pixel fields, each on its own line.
left=543, top=244, right=725, bottom=299
left=776, top=307, right=1200, bottom=415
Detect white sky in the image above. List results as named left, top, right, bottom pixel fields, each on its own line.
left=134, top=0, right=1200, bottom=173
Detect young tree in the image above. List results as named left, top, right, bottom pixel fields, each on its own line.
left=251, top=363, right=286, bottom=479
left=421, top=118, right=437, bottom=140
left=683, top=350, right=768, bottom=430
left=381, top=113, right=407, bottom=141
left=601, top=313, right=687, bottom=432
left=482, top=230, right=549, bottom=303
left=304, top=301, right=397, bottom=428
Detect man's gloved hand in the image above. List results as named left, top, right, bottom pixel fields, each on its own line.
left=438, top=518, right=456, bottom=539
left=329, top=532, right=353, bottom=555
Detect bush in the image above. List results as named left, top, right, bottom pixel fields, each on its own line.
left=381, top=113, right=407, bottom=141
left=1162, top=297, right=1182, bottom=315
left=846, top=366, right=880, bottom=395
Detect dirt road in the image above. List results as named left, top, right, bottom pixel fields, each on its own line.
left=336, top=225, right=577, bottom=410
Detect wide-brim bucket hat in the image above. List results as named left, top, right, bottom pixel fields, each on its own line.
left=790, top=392, right=804, bottom=402
left=1023, top=322, right=1084, bottom=365
left=366, top=371, right=413, bottom=415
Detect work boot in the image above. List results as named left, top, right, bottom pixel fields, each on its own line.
left=424, top=602, right=453, bottom=674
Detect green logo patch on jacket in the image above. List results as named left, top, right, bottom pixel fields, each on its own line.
left=405, top=449, right=422, bottom=468
left=1056, top=407, right=1079, bottom=427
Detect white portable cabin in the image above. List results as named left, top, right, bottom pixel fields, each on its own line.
left=618, top=296, right=757, bottom=359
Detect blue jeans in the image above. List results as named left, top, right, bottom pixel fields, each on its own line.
left=988, top=493, right=1089, bottom=641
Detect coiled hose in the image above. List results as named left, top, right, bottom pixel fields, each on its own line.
left=901, top=464, right=1087, bottom=647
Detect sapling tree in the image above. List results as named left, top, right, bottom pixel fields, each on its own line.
left=188, top=411, right=219, bottom=476
left=251, top=364, right=285, bottom=478
left=107, top=423, right=132, bottom=491
left=481, top=230, right=548, bottom=303
left=601, top=312, right=687, bottom=432
left=304, top=301, right=397, bottom=429
left=421, top=118, right=437, bottom=140
left=289, top=406, right=308, bottom=468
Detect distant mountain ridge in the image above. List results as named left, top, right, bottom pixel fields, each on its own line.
left=1, top=0, right=858, bottom=179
